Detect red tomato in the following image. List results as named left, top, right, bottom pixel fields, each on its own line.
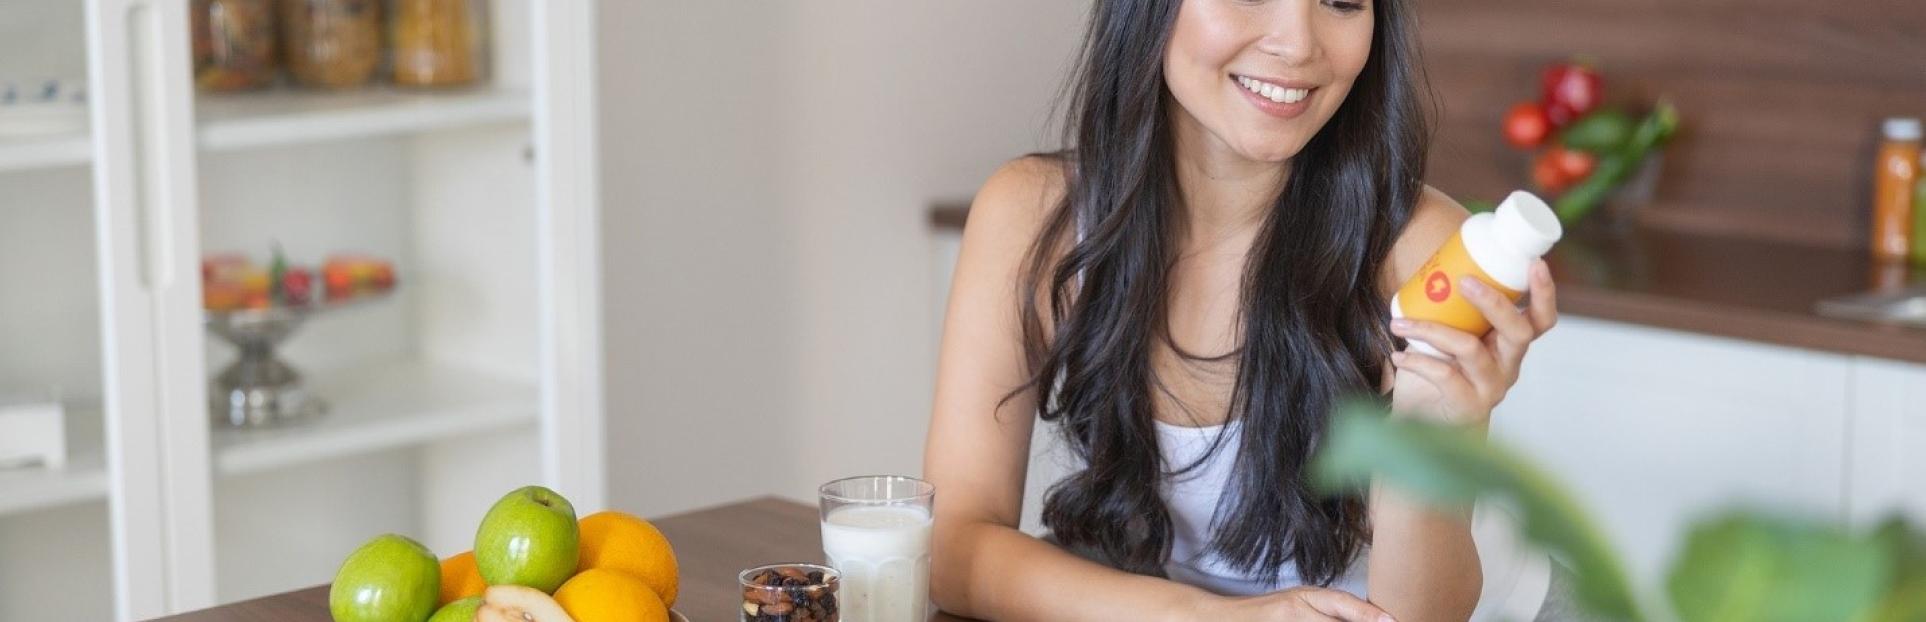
left=1541, top=62, right=1603, bottom=128
left=1532, top=149, right=1576, bottom=194
left=1502, top=101, right=1551, bottom=149
left=282, top=267, right=314, bottom=305
left=1552, top=147, right=1597, bottom=180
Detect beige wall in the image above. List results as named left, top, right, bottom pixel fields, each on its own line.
left=599, top=1, right=1090, bottom=516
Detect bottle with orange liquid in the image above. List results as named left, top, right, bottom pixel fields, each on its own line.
left=1392, top=190, right=1563, bottom=356
left=1872, top=118, right=1920, bottom=261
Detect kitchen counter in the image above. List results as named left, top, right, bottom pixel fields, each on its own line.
left=929, top=204, right=1926, bottom=364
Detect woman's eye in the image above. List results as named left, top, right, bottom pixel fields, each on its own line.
left=1324, top=0, right=1368, bottom=13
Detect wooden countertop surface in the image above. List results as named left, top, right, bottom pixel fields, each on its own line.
left=930, top=204, right=1926, bottom=364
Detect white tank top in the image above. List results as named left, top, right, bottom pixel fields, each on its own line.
left=1155, top=418, right=1369, bottom=597
left=1069, top=207, right=1368, bottom=597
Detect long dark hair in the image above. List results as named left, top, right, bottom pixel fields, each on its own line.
left=1015, top=0, right=1431, bottom=584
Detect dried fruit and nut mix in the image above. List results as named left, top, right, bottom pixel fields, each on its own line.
left=740, top=564, right=839, bottom=622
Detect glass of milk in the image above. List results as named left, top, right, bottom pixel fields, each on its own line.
left=818, top=475, right=934, bottom=622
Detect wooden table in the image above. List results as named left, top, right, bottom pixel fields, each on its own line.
left=151, top=497, right=973, bottom=622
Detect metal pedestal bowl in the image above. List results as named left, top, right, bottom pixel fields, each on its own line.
left=205, top=292, right=387, bottom=428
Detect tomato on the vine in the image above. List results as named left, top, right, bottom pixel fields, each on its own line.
left=1502, top=101, right=1552, bottom=149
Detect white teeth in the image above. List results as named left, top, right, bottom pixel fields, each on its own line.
left=1236, top=75, right=1309, bottom=105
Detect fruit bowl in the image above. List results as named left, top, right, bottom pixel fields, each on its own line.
left=205, top=289, right=390, bottom=427
left=671, top=610, right=689, bottom=622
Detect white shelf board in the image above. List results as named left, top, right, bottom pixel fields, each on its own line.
left=197, top=87, right=531, bottom=152
left=212, top=360, right=537, bottom=476
left=0, top=361, right=535, bottom=517
left=0, top=451, right=106, bottom=516
left=0, top=133, right=91, bottom=172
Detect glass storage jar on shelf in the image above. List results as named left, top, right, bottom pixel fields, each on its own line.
left=279, top=0, right=383, bottom=89
left=389, top=0, right=487, bottom=88
left=192, top=0, right=278, bottom=91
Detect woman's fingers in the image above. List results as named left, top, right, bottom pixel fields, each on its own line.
left=1458, top=276, right=1536, bottom=362
left=1391, top=350, right=1482, bottom=410
left=1526, top=260, right=1560, bottom=334
left=1297, top=588, right=1393, bottom=622
left=1390, top=319, right=1499, bottom=395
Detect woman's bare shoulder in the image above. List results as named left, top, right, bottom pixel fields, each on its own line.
left=1382, top=185, right=1472, bottom=291
left=969, top=154, right=1070, bottom=236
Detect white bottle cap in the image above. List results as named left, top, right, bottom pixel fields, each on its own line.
left=1885, top=118, right=1922, bottom=142
left=1491, top=190, right=1563, bottom=258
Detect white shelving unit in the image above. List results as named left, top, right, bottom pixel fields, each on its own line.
left=0, top=0, right=602, bottom=620
left=0, top=360, right=540, bottom=517
left=211, top=361, right=537, bottom=476
left=0, top=448, right=107, bottom=516
left=0, top=132, right=91, bottom=171
left=198, top=87, right=532, bottom=151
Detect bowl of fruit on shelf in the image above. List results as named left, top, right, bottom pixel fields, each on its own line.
left=202, top=247, right=397, bottom=427
left=1485, top=58, right=1681, bottom=231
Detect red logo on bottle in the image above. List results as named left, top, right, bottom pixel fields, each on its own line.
left=1425, top=271, right=1451, bottom=302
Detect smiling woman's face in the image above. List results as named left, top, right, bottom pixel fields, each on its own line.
left=1164, top=0, right=1376, bottom=163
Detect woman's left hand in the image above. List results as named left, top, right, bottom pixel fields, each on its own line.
left=1387, top=259, right=1559, bottom=426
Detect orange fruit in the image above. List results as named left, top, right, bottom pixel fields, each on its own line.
left=439, top=551, right=486, bottom=605
left=553, top=568, right=669, bottom=622
left=576, top=511, right=679, bottom=607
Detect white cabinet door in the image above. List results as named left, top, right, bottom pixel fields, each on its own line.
left=1847, top=357, right=1926, bottom=527
left=85, top=0, right=215, bottom=616
left=1491, top=317, right=1852, bottom=583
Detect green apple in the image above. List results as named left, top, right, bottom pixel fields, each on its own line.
left=427, top=596, right=483, bottom=622
left=330, top=534, right=440, bottom=622
left=474, top=485, right=580, bottom=593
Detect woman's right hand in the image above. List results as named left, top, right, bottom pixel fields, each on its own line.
left=1189, top=587, right=1394, bottom=622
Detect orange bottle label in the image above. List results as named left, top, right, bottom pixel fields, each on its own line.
left=1396, top=232, right=1522, bottom=336
left=1872, top=142, right=1919, bottom=259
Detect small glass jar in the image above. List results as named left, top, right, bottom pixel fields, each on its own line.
left=740, top=563, right=839, bottom=622
left=389, top=0, right=486, bottom=87
left=192, top=0, right=278, bottom=91
left=279, top=0, right=383, bottom=89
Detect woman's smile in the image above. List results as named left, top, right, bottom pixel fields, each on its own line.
left=1231, top=74, right=1317, bottom=120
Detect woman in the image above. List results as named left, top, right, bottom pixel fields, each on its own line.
left=924, top=1, right=1559, bottom=620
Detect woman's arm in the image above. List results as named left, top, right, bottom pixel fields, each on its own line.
left=1362, top=188, right=1493, bottom=622
left=1371, top=260, right=1559, bottom=622
left=926, top=159, right=1393, bottom=622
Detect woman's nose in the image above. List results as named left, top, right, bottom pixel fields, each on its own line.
left=1251, top=2, right=1321, bottom=66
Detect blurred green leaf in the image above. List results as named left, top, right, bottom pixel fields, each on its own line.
left=1462, top=198, right=1498, bottom=214
left=1667, top=513, right=1891, bottom=622
left=1311, top=400, right=1643, bottom=620
left=1868, top=518, right=1926, bottom=622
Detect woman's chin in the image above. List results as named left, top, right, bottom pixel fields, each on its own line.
left=1234, top=143, right=1303, bottom=164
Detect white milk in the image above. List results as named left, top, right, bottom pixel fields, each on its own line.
left=821, top=505, right=932, bottom=622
